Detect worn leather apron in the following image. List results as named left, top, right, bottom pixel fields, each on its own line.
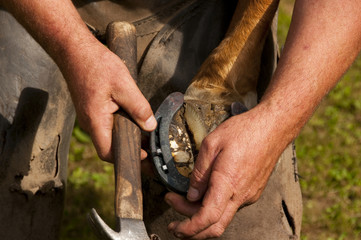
left=0, top=0, right=302, bottom=239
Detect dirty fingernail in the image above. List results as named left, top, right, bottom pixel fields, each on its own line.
left=145, top=116, right=157, bottom=130
left=168, top=222, right=176, bottom=232
left=174, top=232, right=184, bottom=239
left=187, top=187, right=199, bottom=201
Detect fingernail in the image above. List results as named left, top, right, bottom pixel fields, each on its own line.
left=187, top=186, right=199, bottom=201
left=145, top=116, right=157, bottom=130
left=164, top=196, right=172, bottom=206
left=174, top=232, right=184, bottom=239
left=168, top=222, right=176, bottom=232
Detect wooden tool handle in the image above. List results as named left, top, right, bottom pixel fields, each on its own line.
left=106, top=22, right=143, bottom=220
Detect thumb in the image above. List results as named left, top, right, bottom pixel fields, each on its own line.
left=123, top=98, right=157, bottom=132
left=112, top=74, right=157, bottom=132
left=187, top=137, right=219, bottom=202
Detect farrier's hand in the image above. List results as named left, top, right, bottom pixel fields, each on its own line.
left=165, top=105, right=287, bottom=239
left=62, top=41, right=156, bottom=161
left=1, top=0, right=156, bottom=162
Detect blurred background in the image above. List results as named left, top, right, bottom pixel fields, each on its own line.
left=60, top=0, right=361, bottom=239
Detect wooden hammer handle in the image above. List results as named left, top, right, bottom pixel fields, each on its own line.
left=106, top=22, right=143, bottom=220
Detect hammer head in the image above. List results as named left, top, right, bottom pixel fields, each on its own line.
left=88, top=208, right=150, bottom=240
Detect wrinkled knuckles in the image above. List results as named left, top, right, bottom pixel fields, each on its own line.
left=201, top=206, right=223, bottom=227
left=190, top=167, right=209, bottom=187
left=200, top=136, right=218, bottom=154
left=209, top=224, right=226, bottom=238
left=211, top=169, right=234, bottom=185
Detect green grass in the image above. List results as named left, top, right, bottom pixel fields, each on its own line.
left=297, top=55, right=361, bottom=240
left=61, top=1, right=361, bottom=239
left=61, top=126, right=115, bottom=240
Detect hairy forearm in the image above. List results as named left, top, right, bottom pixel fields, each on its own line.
left=259, top=0, right=361, bottom=147
left=0, top=0, right=99, bottom=71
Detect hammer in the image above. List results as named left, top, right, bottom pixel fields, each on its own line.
left=88, top=21, right=155, bottom=240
